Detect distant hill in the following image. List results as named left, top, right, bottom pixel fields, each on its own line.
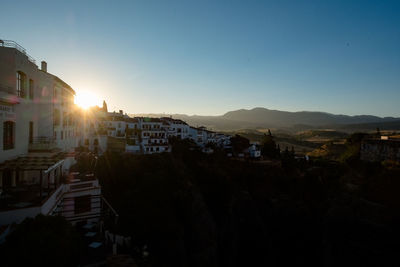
left=131, top=107, right=400, bottom=132
left=336, top=120, right=400, bottom=132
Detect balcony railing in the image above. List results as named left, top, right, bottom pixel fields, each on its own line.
left=0, top=39, right=36, bottom=64
left=28, top=136, right=57, bottom=152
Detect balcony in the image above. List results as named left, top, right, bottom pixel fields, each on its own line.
left=29, top=137, right=57, bottom=152
left=142, top=129, right=165, bottom=132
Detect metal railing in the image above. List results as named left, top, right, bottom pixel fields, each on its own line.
left=28, top=136, right=57, bottom=151
left=0, top=39, right=36, bottom=64
left=51, top=195, right=119, bottom=230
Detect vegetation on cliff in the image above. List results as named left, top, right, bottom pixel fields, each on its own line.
left=87, top=138, right=400, bottom=266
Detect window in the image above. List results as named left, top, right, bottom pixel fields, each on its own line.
left=54, top=131, right=57, bottom=139
left=54, top=109, right=60, bottom=126
left=16, top=72, right=26, bottom=98
left=61, top=131, right=63, bottom=140
left=29, top=121, right=33, bottom=144
left=63, top=112, right=67, bottom=126
left=53, top=88, right=58, bottom=102
left=61, top=89, right=66, bottom=106
left=29, top=79, right=34, bottom=99
left=3, top=121, right=15, bottom=150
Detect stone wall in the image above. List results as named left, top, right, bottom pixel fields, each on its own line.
left=360, top=139, right=400, bottom=162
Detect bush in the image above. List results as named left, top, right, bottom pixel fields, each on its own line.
left=1, top=215, right=83, bottom=267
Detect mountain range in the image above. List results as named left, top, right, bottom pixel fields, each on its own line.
left=131, top=107, right=400, bottom=132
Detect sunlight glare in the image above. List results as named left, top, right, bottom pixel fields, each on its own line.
left=74, top=90, right=101, bottom=109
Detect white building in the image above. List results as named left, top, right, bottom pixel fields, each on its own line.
left=0, top=40, right=78, bottom=164
left=249, top=144, right=261, bottom=158
left=0, top=40, right=108, bottom=227
left=98, top=113, right=232, bottom=155
left=141, top=118, right=169, bottom=154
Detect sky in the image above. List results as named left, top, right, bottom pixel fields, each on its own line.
left=1, top=0, right=399, bottom=117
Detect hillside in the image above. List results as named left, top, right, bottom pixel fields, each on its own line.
left=131, top=107, right=400, bottom=132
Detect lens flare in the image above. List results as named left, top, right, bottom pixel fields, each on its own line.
left=74, top=90, right=101, bottom=109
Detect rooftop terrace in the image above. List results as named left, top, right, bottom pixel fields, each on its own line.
left=0, top=39, right=36, bottom=65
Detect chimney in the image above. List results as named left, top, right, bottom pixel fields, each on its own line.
left=41, top=61, right=47, bottom=72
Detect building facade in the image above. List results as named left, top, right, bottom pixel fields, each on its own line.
left=0, top=40, right=78, bottom=164
left=0, top=40, right=102, bottom=228
left=81, top=107, right=232, bottom=155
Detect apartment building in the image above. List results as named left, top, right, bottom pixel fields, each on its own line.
left=141, top=118, right=168, bottom=154
left=0, top=40, right=77, bottom=163
left=0, top=40, right=103, bottom=227
left=161, top=117, right=190, bottom=139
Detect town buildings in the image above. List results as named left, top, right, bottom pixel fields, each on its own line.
left=81, top=106, right=232, bottom=155
left=0, top=40, right=232, bottom=228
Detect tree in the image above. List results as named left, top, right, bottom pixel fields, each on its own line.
left=70, top=152, right=96, bottom=173
left=1, top=215, right=83, bottom=267
left=339, top=132, right=368, bottom=163
left=376, top=127, right=381, bottom=137
left=169, top=136, right=199, bottom=155
left=230, top=134, right=250, bottom=155
left=261, top=130, right=278, bottom=158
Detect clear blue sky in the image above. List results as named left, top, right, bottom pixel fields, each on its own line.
left=1, top=0, right=399, bottom=117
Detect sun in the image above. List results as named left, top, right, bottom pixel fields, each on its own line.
left=74, top=90, right=101, bottom=109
